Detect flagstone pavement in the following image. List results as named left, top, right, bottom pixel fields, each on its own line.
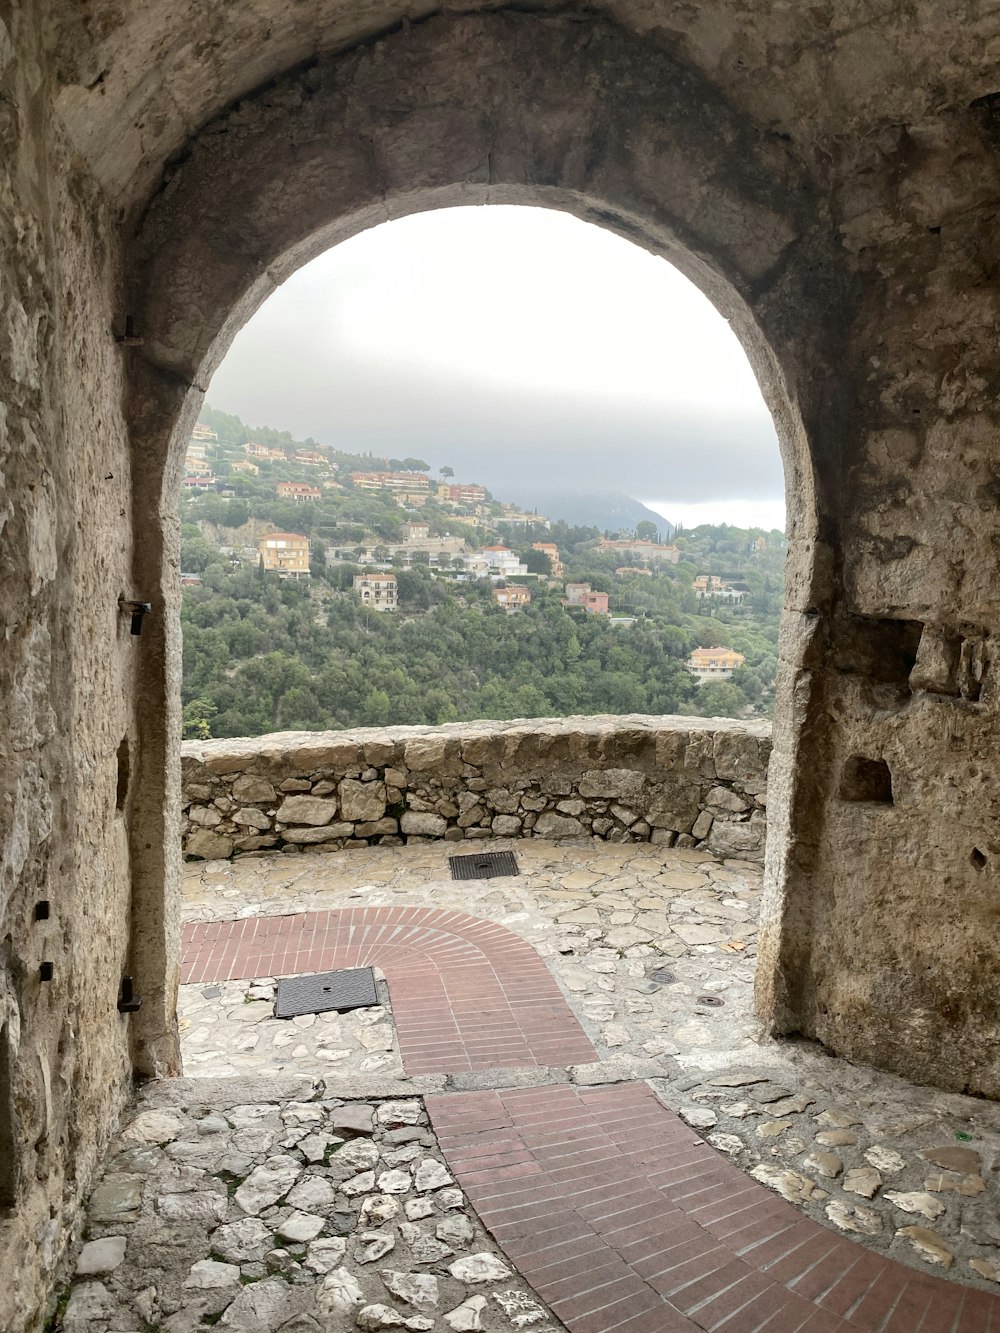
left=51, top=840, right=1000, bottom=1331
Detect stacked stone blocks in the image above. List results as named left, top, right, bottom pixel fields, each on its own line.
left=180, top=715, right=770, bottom=862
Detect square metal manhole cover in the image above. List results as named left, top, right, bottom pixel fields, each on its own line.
left=274, top=967, right=378, bottom=1019
left=449, top=850, right=519, bottom=881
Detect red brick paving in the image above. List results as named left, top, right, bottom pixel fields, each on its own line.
left=427, top=1082, right=1000, bottom=1333
left=183, top=905, right=999, bottom=1330
left=180, top=907, right=596, bottom=1074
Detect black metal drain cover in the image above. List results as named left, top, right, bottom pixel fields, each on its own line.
left=275, top=967, right=378, bottom=1019
left=449, top=850, right=519, bottom=881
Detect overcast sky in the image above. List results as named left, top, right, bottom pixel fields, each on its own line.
left=208, top=205, right=785, bottom=531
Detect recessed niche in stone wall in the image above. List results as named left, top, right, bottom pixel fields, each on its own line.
left=971, top=847, right=987, bottom=871
left=959, top=636, right=989, bottom=702
left=116, top=737, right=130, bottom=812
left=833, top=616, right=923, bottom=685
left=839, top=755, right=894, bottom=804
left=0, top=1021, right=17, bottom=1207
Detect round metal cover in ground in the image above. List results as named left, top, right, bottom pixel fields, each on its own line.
left=648, top=968, right=676, bottom=985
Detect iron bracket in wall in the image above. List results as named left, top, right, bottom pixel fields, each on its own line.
left=118, top=596, right=152, bottom=635
left=117, top=976, right=142, bottom=1013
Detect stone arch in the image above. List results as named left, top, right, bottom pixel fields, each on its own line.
left=122, top=10, right=843, bottom=1077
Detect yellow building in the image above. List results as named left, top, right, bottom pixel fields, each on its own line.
left=531, top=542, right=564, bottom=577
left=492, top=585, right=532, bottom=611
left=688, top=646, right=745, bottom=679
left=354, top=571, right=398, bottom=611
left=258, top=531, right=310, bottom=578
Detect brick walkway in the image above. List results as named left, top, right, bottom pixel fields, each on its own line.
left=427, top=1083, right=1000, bottom=1333
left=180, top=906, right=596, bottom=1074
left=180, top=905, right=1000, bottom=1330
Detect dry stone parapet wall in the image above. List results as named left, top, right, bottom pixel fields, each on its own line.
left=180, top=715, right=770, bottom=862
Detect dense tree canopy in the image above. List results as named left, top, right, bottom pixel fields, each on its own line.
left=180, top=407, right=785, bottom=738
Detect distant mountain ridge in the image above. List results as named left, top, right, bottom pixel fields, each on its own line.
left=507, top=490, right=674, bottom=539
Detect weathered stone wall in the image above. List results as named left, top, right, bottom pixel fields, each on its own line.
left=123, top=7, right=1000, bottom=1101
left=8, top=2, right=1000, bottom=1325
left=180, top=717, right=771, bottom=862
left=0, top=9, right=176, bottom=1332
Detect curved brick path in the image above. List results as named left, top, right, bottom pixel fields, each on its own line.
left=181, top=907, right=1000, bottom=1330
left=428, top=1083, right=1000, bottom=1333
left=181, top=906, right=596, bottom=1073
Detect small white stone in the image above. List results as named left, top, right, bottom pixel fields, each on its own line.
left=707, top=1133, right=744, bottom=1156
left=415, top=1159, right=453, bottom=1192
left=447, top=1253, right=512, bottom=1283
left=405, top=1198, right=435, bottom=1221
left=378, top=1169, right=412, bottom=1194
left=756, top=1120, right=793, bottom=1139
left=436, top=1215, right=475, bottom=1248
left=356, top=1304, right=434, bottom=1331
left=343, top=1170, right=377, bottom=1197
left=339, top=1140, right=381, bottom=1171
left=361, top=1195, right=401, bottom=1226
left=184, top=1259, right=241, bottom=1289
left=445, top=1294, right=488, bottom=1331
left=286, top=1175, right=339, bottom=1212
left=491, top=1288, right=549, bottom=1327
left=75, top=1237, right=127, bottom=1275
left=380, top=1269, right=440, bottom=1306
left=299, top=1132, right=337, bottom=1162
left=825, top=1201, right=883, bottom=1236
left=234, top=1156, right=303, bottom=1215
left=751, top=1164, right=826, bottom=1204
left=277, top=1210, right=325, bottom=1243
left=885, top=1191, right=945, bottom=1220
left=317, top=1267, right=365, bottom=1315
left=803, top=1151, right=843, bottom=1179
left=122, top=1111, right=186, bottom=1145
left=865, top=1145, right=906, bottom=1173
left=679, top=1106, right=717, bottom=1129
left=356, top=1231, right=396, bottom=1263
left=376, top=1101, right=423, bottom=1127
left=304, top=1238, right=348, bottom=1275
left=359, top=1024, right=394, bottom=1051
left=410, top=1235, right=454, bottom=1263
left=924, top=1171, right=985, bottom=1197
left=212, top=1217, right=273, bottom=1263
left=436, top=1189, right=465, bottom=1210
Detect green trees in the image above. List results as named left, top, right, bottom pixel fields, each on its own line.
left=177, top=451, right=784, bottom=739
left=692, top=680, right=746, bottom=718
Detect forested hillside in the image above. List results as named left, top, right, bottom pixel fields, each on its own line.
left=179, top=407, right=785, bottom=738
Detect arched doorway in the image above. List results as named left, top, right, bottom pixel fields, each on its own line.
left=122, top=10, right=832, bottom=1086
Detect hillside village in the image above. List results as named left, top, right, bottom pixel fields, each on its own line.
left=178, top=406, right=785, bottom=737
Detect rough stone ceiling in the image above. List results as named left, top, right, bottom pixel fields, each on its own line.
left=50, top=1, right=1000, bottom=210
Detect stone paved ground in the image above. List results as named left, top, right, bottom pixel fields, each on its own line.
left=52, top=839, right=1000, bottom=1331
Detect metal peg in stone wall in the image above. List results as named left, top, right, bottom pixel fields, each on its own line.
left=118, top=596, right=152, bottom=635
